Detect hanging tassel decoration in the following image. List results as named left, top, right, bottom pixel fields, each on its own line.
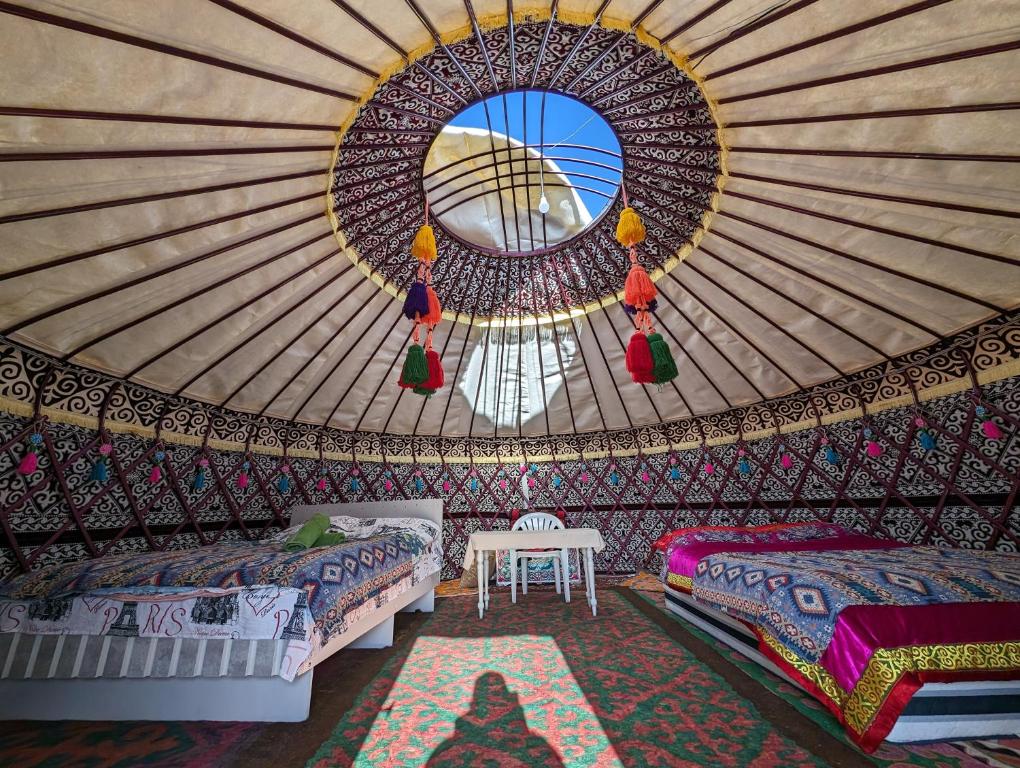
left=400, top=209, right=445, bottom=396
left=399, top=344, right=429, bottom=388
left=411, top=222, right=437, bottom=263
left=864, top=427, right=883, bottom=458
left=779, top=446, right=795, bottom=471
left=193, top=457, right=209, bottom=491
left=976, top=405, right=1003, bottom=440
left=350, top=476, right=361, bottom=493
left=915, top=418, right=936, bottom=452
left=469, top=469, right=479, bottom=492
left=90, top=442, right=112, bottom=484
left=821, top=437, right=840, bottom=466
left=737, top=448, right=750, bottom=476
left=149, top=449, right=165, bottom=484
left=616, top=199, right=675, bottom=390
left=17, top=432, right=44, bottom=475
left=414, top=470, right=424, bottom=493
left=423, top=287, right=443, bottom=326
left=616, top=206, right=646, bottom=249
left=647, top=332, right=678, bottom=385
left=579, top=470, right=589, bottom=484
left=704, top=451, right=715, bottom=475
left=277, top=465, right=291, bottom=494
left=316, top=467, right=328, bottom=492
left=237, top=460, right=250, bottom=489
left=402, top=282, right=430, bottom=321
left=640, top=463, right=651, bottom=483
left=384, top=469, right=393, bottom=493
left=625, top=331, right=655, bottom=384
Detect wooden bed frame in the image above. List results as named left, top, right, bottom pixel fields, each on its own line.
left=0, top=499, right=443, bottom=722
left=663, top=585, right=1020, bottom=743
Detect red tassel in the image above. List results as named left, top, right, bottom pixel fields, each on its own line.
left=865, top=441, right=883, bottom=458
left=148, top=465, right=162, bottom=484
left=780, top=453, right=793, bottom=470
left=316, top=476, right=327, bottom=491
left=423, top=349, right=444, bottom=390
left=237, top=472, right=249, bottom=489
left=624, top=263, right=656, bottom=308
left=625, top=332, right=655, bottom=383
left=982, top=419, right=1003, bottom=440
left=17, top=451, right=38, bottom=475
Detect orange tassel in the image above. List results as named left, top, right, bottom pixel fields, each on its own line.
left=423, top=286, right=442, bottom=326
left=624, top=261, right=656, bottom=307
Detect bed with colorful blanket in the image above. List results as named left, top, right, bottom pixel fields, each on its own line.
left=659, top=523, right=1020, bottom=751
left=0, top=500, right=443, bottom=723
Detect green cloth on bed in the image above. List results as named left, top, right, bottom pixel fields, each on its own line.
left=312, top=531, right=347, bottom=548
left=283, top=513, right=331, bottom=552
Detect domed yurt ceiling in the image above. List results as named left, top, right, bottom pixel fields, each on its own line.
left=0, top=0, right=1017, bottom=439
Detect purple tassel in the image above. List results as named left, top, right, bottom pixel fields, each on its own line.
left=622, top=299, right=658, bottom=316
left=402, top=281, right=430, bottom=320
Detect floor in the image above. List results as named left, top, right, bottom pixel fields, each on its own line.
left=0, top=579, right=1017, bottom=767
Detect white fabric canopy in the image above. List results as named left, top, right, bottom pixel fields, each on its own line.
left=0, top=0, right=1016, bottom=438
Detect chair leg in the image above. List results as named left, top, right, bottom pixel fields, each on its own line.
left=553, top=556, right=561, bottom=594
left=510, top=550, right=517, bottom=604
left=561, top=548, right=571, bottom=603
left=522, top=558, right=528, bottom=594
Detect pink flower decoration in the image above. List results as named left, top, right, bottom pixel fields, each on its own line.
left=704, top=462, right=715, bottom=475
left=527, top=477, right=536, bottom=488
left=384, top=479, right=393, bottom=491
left=442, top=480, right=451, bottom=492
left=914, top=417, right=926, bottom=428
left=198, top=457, right=209, bottom=467
left=98, top=443, right=112, bottom=456
left=281, top=464, right=291, bottom=475
left=641, top=471, right=651, bottom=483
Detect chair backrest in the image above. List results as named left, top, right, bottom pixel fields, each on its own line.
left=512, top=512, right=564, bottom=531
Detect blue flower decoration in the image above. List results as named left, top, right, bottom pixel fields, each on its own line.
left=29, top=432, right=43, bottom=445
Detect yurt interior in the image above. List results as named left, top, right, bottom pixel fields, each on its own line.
left=0, top=1, right=1018, bottom=765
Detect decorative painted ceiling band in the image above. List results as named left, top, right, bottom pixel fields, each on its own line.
left=1, top=313, right=1015, bottom=463
left=327, top=6, right=725, bottom=325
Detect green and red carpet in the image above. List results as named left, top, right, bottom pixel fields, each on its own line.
left=1, top=586, right=1018, bottom=767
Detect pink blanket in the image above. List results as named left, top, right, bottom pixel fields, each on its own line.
left=666, top=534, right=904, bottom=587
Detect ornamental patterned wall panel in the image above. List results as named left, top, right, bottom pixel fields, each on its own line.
left=1, top=374, right=1016, bottom=581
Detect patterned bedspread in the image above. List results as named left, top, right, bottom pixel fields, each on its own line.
left=0, top=530, right=436, bottom=682
left=693, top=546, right=1020, bottom=663
left=691, top=545, right=1020, bottom=750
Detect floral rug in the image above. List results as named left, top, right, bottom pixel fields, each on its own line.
left=309, top=589, right=841, bottom=767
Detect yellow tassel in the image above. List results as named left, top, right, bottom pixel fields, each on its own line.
left=411, top=224, right=437, bottom=262
left=616, top=207, right=646, bottom=248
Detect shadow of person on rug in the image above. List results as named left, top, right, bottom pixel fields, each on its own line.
left=425, top=672, right=565, bottom=767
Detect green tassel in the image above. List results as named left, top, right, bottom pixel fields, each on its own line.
left=413, top=386, right=435, bottom=398
left=647, top=332, right=678, bottom=384
left=399, top=344, right=429, bottom=387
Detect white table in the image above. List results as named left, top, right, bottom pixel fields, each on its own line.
left=464, top=528, right=605, bottom=618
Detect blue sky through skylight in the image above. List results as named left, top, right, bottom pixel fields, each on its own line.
left=447, top=90, right=623, bottom=221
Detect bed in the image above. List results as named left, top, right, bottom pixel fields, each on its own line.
left=658, top=524, right=1020, bottom=751
left=0, top=499, right=443, bottom=722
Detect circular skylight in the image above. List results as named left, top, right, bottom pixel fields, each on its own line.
left=422, top=90, right=623, bottom=256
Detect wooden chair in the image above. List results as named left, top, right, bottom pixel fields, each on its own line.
left=509, top=512, right=565, bottom=603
